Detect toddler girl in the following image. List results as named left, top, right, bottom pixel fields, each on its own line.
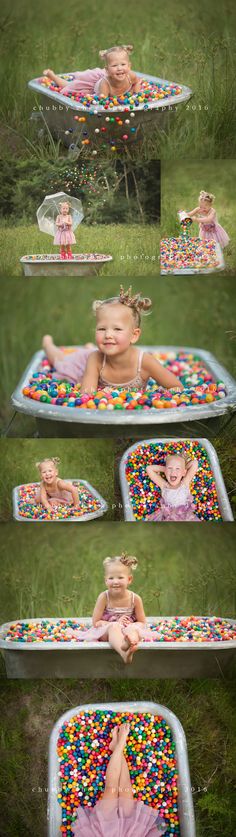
left=66, top=553, right=157, bottom=664
left=54, top=201, right=76, bottom=260
left=42, top=285, right=183, bottom=393
left=146, top=451, right=199, bottom=521
left=72, top=721, right=167, bottom=837
left=187, top=191, right=229, bottom=248
left=34, top=457, right=79, bottom=512
left=43, top=45, right=142, bottom=99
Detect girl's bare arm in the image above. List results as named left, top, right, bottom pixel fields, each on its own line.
left=134, top=594, right=146, bottom=624
left=39, top=484, right=51, bottom=510
left=195, top=209, right=215, bottom=223
left=183, top=458, right=198, bottom=487
left=92, top=592, right=107, bottom=626
left=146, top=465, right=166, bottom=488
left=187, top=206, right=200, bottom=218
left=97, top=78, right=110, bottom=97
left=142, top=353, right=183, bottom=390
left=80, top=351, right=100, bottom=393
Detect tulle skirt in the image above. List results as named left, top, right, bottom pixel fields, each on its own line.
left=199, top=222, right=229, bottom=248
left=146, top=499, right=199, bottom=522
left=72, top=798, right=167, bottom=837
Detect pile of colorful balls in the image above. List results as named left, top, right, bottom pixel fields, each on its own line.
left=160, top=238, right=220, bottom=273
left=56, top=709, right=179, bottom=836
left=6, top=616, right=236, bottom=644
left=22, top=351, right=227, bottom=411
left=16, top=482, right=101, bottom=521
left=21, top=254, right=110, bottom=262
left=124, top=440, right=221, bottom=520
left=39, top=76, right=182, bottom=110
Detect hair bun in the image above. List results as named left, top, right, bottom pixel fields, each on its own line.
left=103, top=553, right=138, bottom=571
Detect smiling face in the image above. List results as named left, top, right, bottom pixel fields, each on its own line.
left=199, top=198, right=211, bottom=212
left=105, top=561, right=132, bottom=594
left=95, top=302, right=140, bottom=357
left=60, top=202, right=69, bottom=215
left=39, top=460, right=58, bottom=484
left=165, top=455, right=186, bottom=488
left=106, top=49, right=131, bottom=82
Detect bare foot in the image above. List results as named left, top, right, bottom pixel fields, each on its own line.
left=117, top=722, right=130, bottom=749
left=109, top=726, right=119, bottom=752
left=42, top=334, right=53, bottom=352
left=121, top=637, right=129, bottom=652
left=126, top=642, right=139, bottom=664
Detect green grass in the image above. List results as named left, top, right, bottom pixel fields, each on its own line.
left=1, top=522, right=236, bottom=620
left=0, top=0, right=236, bottom=159
left=0, top=438, right=115, bottom=521
left=161, top=160, right=236, bottom=273
left=0, top=222, right=159, bottom=277
left=0, top=676, right=236, bottom=837
left=1, top=274, right=236, bottom=431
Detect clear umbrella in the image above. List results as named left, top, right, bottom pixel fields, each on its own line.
left=36, top=192, right=84, bottom=236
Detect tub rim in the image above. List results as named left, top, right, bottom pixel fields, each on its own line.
left=10, top=345, right=236, bottom=425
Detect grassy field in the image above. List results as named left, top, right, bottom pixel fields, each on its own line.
left=1, top=274, right=236, bottom=433
left=0, top=438, right=115, bottom=521
left=0, top=675, right=236, bottom=837
left=0, top=0, right=236, bottom=160
left=114, top=432, right=236, bottom=520
left=161, top=160, right=236, bottom=274
left=0, top=222, right=159, bottom=277
left=1, top=522, right=236, bottom=621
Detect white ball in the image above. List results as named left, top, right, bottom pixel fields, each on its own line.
left=95, top=128, right=100, bottom=133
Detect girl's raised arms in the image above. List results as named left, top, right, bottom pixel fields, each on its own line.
left=146, top=464, right=166, bottom=489
left=182, top=458, right=198, bottom=486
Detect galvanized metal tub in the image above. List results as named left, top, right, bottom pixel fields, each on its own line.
left=12, top=479, right=108, bottom=522
left=10, top=347, right=236, bottom=435
left=47, top=700, right=195, bottom=837
left=28, top=71, right=192, bottom=147
left=1, top=616, right=236, bottom=679
left=119, top=437, right=234, bottom=521
left=20, top=254, right=113, bottom=277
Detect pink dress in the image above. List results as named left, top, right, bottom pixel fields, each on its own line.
left=54, top=215, right=76, bottom=246
left=65, top=591, right=157, bottom=642
left=147, top=483, right=199, bottom=522
left=72, top=798, right=167, bottom=836
left=53, top=348, right=147, bottom=391
left=199, top=209, right=229, bottom=248
left=60, top=68, right=134, bottom=97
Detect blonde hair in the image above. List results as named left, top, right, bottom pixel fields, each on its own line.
left=165, top=450, right=191, bottom=468
left=59, top=201, right=71, bottom=210
left=103, top=552, right=138, bottom=572
left=93, top=285, right=152, bottom=327
left=199, top=191, right=215, bottom=204
left=36, top=457, right=60, bottom=471
left=99, top=44, right=133, bottom=64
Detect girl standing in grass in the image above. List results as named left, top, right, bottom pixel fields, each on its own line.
left=146, top=451, right=199, bottom=521
left=43, top=45, right=142, bottom=98
left=72, top=721, right=167, bottom=836
left=42, top=285, right=183, bottom=393
left=54, top=200, right=76, bottom=260
left=187, top=191, right=229, bottom=247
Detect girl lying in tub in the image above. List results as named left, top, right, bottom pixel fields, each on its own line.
left=146, top=451, right=199, bottom=521
left=72, top=721, right=167, bottom=837
left=66, top=553, right=160, bottom=664
left=33, top=457, right=79, bottom=512
left=42, top=285, right=183, bottom=394
left=43, top=44, right=143, bottom=98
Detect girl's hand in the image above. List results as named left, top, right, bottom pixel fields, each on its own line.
left=95, top=620, right=107, bottom=627
left=118, top=616, right=131, bottom=626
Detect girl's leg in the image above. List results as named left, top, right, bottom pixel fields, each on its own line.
left=121, top=625, right=140, bottom=663
left=118, top=753, right=135, bottom=817
left=43, top=69, right=68, bottom=88
left=99, top=723, right=130, bottom=818
left=107, top=623, right=131, bottom=663
left=42, top=335, right=65, bottom=365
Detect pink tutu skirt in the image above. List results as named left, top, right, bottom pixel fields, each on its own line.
left=199, top=222, right=229, bottom=248
left=72, top=798, right=167, bottom=837
left=61, top=67, right=105, bottom=96
left=54, top=228, right=76, bottom=246
left=147, top=499, right=199, bottom=522
left=53, top=347, right=93, bottom=384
